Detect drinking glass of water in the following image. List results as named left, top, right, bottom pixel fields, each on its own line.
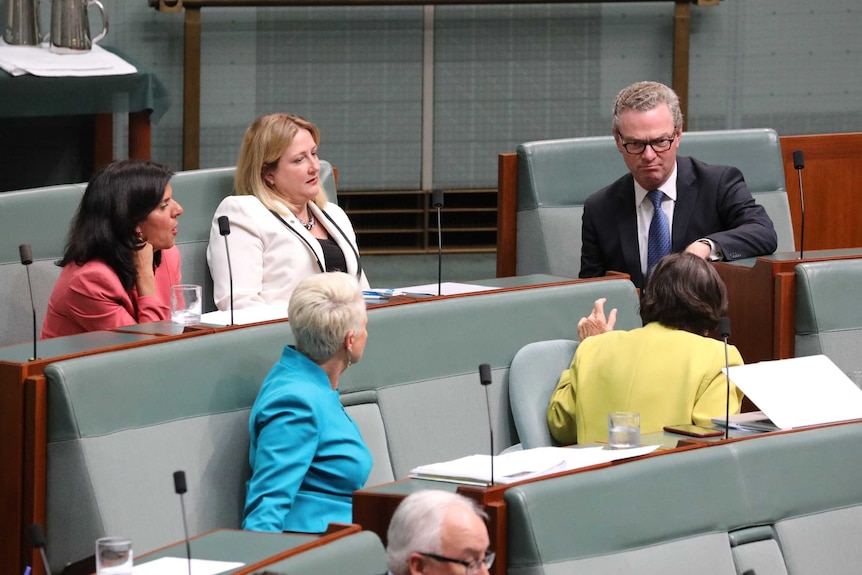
left=608, top=411, right=640, bottom=449
left=96, top=537, right=133, bottom=575
left=171, top=284, right=202, bottom=325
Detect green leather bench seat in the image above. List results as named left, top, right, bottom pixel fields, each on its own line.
left=515, top=128, right=795, bottom=278
left=0, top=183, right=85, bottom=346
left=43, top=277, right=641, bottom=571
left=44, top=321, right=292, bottom=573
left=256, top=530, right=387, bottom=575
left=505, top=421, right=862, bottom=575
left=337, top=278, right=641, bottom=480
left=795, top=258, right=862, bottom=386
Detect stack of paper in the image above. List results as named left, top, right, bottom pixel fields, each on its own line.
left=713, top=411, right=779, bottom=433
left=0, top=41, right=136, bottom=77
left=133, top=557, right=243, bottom=575
left=409, top=445, right=660, bottom=486
left=721, top=354, right=862, bottom=430
left=397, top=282, right=500, bottom=296
left=200, top=305, right=287, bottom=326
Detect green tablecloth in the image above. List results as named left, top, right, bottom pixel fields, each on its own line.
left=0, top=45, right=170, bottom=122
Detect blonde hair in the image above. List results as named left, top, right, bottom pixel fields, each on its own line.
left=288, top=272, right=366, bottom=362
left=234, top=113, right=329, bottom=212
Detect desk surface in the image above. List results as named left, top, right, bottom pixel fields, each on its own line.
left=0, top=330, right=156, bottom=363
left=725, top=247, right=862, bottom=268
left=0, top=47, right=170, bottom=121
left=353, top=428, right=762, bottom=575
left=139, top=529, right=317, bottom=573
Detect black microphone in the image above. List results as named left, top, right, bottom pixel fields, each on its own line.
left=173, top=470, right=192, bottom=575
left=792, top=150, right=806, bottom=260
left=431, top=189, right=444, bottom=297
left=19, top=243, right=38, bottom=361
left=217, top=216, right=234, bottom=326
left=29, top=523, right=53, bottom=575
left=719, top=317, right=732, bottom=440
left=478, top=363, right=494, bottom=486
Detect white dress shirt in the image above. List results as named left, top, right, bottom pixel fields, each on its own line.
left=634, top=163, right=678, bottom=277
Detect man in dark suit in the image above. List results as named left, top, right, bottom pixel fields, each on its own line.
left=579, top=81, right=777, bottom=288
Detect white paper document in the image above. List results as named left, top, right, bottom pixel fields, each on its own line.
left=200, top=305, right=288, bottom=326
left=397, top=282, right=500, bottom=296
left=721, top=354, right=862, bottom=430
left=713, top=411, right=779, bottom=432
left=409, top=445, right=660, bottom=486
left=0, top=41, right=137, bottom=77
left=133, top=557, right=244, bottom=575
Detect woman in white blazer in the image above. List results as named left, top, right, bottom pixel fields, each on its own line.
left=207, top=113, right=369, bottom=311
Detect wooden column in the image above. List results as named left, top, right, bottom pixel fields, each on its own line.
left=672, top=0, right=690, bottom=130
left=183, top=7, right=202, bottom=170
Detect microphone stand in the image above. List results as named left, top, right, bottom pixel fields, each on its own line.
left=173, top=470, right=192, bottom=575
left=719, top=317, right=732, bottom=440
left=793, top=150, right=806, bottom=260
left=478, top=363, right=494, bottom=486
left=19, top=244, right=38, bottom=360
left=217, top=216, right=234, bottom=326
left=225, top=235, right=234, bottom=326
left=29, top=523, right=53, bottom=575
left=432, top=189, right=444, bottom=296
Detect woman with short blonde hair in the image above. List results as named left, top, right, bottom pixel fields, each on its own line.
left=243, top=272, right=372, bottom=533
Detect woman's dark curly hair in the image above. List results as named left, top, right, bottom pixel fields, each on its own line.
left=639, top=252, right=728, bottom=335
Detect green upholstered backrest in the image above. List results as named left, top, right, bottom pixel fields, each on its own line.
left=258, top=531, right=387, bottom=575
left=0, top=183, right=85, bottom=346
left=338, top=278, right=641, bottom=479
left=506, top=445, right=746, bottom=575
left=508, top=339, right=579, bottom=450
left=42, top=277, right=640, bottom=570
left=515, top=128, right=794, bottom=277
left=43, top=321, right=293, bottom=573
left=504, top=421, right=862, bottom=575
left=171, top=167, right=237, bottom=313
left=795, top=259, right=862, bottom=386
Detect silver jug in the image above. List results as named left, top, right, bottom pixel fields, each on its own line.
left=4, top=0, right=41, bottom=46
left=49, top=0, right=107, bottom=54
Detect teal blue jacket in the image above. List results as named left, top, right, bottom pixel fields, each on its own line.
left=243, top=346, right=372, bottom=532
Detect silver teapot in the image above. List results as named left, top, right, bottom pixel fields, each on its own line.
left=4, top=0, right=41, bottom=46
left=49, top=0, right=107, bottom=53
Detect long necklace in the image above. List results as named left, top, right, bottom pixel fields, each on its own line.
left=297, top=213, right=315, bottom=230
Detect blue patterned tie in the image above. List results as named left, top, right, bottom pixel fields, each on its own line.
left=647, top=189, right=671, bottom=274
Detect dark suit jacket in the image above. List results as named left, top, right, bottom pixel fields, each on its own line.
left=579, top=156, right=778, bottom=288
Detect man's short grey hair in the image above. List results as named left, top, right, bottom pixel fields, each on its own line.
left=287, top=272, right=365, bottom=362
left=612, top=80, right=684, bottom=134
left=386, top=490, right=488, bottom=575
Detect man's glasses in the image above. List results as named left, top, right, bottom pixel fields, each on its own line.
left=419, top=551, right=496, bottom=574
left=618, top=134, right=676, bottom=155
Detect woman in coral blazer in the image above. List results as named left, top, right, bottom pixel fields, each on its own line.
left=41, top=160, right=183, bottom=339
